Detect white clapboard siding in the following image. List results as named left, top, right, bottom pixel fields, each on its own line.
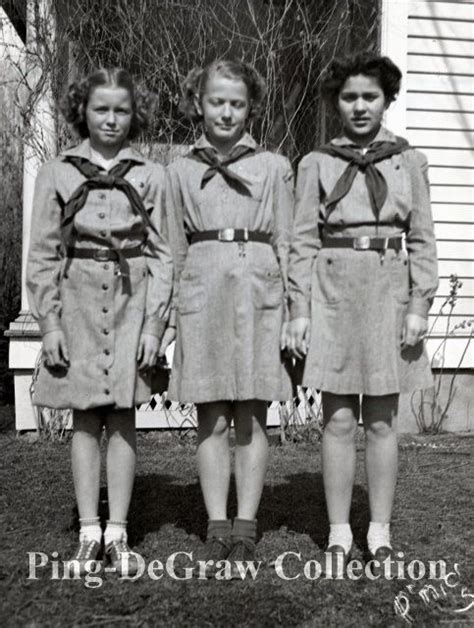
left=427, top=316, right=474, bottom=336
left=436, top=239, right=474, bottom=258
left=407, top=92, right=474, bottom=111
left=407, top=74, right=473, bottom=94
left=432, top=204, right=473, bottom=223
left=429, top=167, right=474, bottom=185
left=430, top=185, right=473, bottom=203
left=408, top=110, right=474, bottom=129
left=434, top=221, right=474, bottom=239
left=433, top=295, right=474, bottom=314
left=408, top=54, right=474, bottom=76
left=409, top=1, right=474, bottom=21
left=408, top=17, right=474, bottom=40
left=407, top=129, right=473, bottom=148
left=426, top=337, right=474, bottom=370
left=436, top=260, right=474, bottom=276
left=438, top=277, right=474, bottom=298
left=408, top=36, right=474, bottom=57
left=422, top=148, right=473, bottom=167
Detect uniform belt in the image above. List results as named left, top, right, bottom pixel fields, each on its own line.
left=66, top=246, right=144, bottom=262
left=190, top=229, right=272, bottom=244
left=321, top=236, right=404, bottom=251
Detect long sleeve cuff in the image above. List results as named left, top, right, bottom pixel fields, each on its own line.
left=407, top=296, right=432, bottom=319
left=289, top=299, right=311, bottom=320
left=168, top=307, right=177, bottom=328
left=38, top=313, right=62, bottom=335
left=142, top=316, right=167, bottom=340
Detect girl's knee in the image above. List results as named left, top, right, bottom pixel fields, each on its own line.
left=324, top=411, right=357, bottom=439
left=234, top=415, right=267, bottom=446
left=198, top=414, right=230, bottom=440
left=365, top=419, right=396, bottom=440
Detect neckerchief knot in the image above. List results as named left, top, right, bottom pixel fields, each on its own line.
left=316, top=137, right=410, bottom=224
left=187, top=143, right=262, bottom=196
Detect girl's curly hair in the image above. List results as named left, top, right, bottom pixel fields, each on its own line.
left=60, top=67, right=157, bottom=139
left=180, top=59, right=266, bottom=122
left=321, top=52, right=402, bottom=109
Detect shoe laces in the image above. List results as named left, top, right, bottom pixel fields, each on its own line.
left=229, top=538, right=255, bottom=560
left=73, top=539, right=98, bottom=560
left=107, top=539, right=131, bottom=557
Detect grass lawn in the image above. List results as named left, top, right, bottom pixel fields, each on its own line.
left=0, top=404, right=473, bottom=627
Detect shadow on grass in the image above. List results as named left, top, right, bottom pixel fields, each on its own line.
left=63, top=471, right=369, bottom=550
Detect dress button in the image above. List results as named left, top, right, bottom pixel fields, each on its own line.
left=99, top=212, right=106, bottom=219
left=102, top=283, right=108, bottom=290
left=99, top=193, right=106, bottom=200
left=104, top=349, right=110, bottom=355
left=104, top=389, right=110, bottom=395
left=104, top=369, right=109, bottom=375
left=102, top=307, right=109, bottom=313
left=103, top=264, right=109, bottom=270
left=395, top=165, right=400, bottom=170
left=100, top=230, right=107, bottom=237
left=103, top=328, right=110, bottom=335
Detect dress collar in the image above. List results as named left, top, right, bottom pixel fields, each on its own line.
left=61, top=138, right=146, bottom=165
left=330, top=126, right=397, bottom=148
left=193, top=131, right=258, bottom=152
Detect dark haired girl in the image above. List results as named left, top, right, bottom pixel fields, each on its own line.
left=287, top=52, right=438, bottom=575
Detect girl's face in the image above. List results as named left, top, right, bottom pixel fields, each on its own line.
left=196, top=73, right=250, bottom=153
left=337, top=74, right=388, bottom=145
left=86, top=85, right=133, bottom=151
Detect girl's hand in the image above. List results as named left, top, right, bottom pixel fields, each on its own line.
left=137, top=333, right=160, bottom=370
left=42, top=330, right=70, bottom=368
left=286, top=317, right=311, bottom=360
left=401, top=313, right=427, bottom=347
left=158, top=326, right=176, bottom=358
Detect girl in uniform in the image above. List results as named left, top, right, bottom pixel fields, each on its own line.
left=287, top=52, right=438, bottom=573
left=27, top=68, right=173, bottom=574
left=164, top=60, right=293, bottom=574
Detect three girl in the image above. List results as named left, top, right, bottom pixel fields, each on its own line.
left=27, top=69, right=173, bottom=573
left=28, top=52, right=438, bottom=577
left=287, top=52, right=438, bottom=573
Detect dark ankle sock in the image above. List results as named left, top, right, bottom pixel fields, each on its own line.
left=207, top=519, right=232, bottom=539
left=232, top=518, right=257, bottom=542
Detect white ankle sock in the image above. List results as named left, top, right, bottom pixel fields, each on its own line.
left=367, top=521, right=391, bottom=554
left=104, top=520, right=127, bottom=545
left=79, top=517, right=102, bottom=544
left=328, top=523, right=353, bottom=554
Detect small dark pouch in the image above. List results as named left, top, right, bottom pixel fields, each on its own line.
left=149, top=355, right=171, bottom=395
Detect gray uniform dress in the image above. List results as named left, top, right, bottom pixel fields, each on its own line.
left=27, top=140, right=173, bottom=410
left=166, top=133, right=294, bottom=404
left=288, top=127, right=439, bottom=395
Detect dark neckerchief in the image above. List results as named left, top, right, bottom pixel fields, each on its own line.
left=187, top=143, right=262, bottom=196
left=315, top=137, right=410, bottom=224
left=62, top=156, right=157, bottom=294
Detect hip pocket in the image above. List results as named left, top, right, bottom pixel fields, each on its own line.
left=388, top=252, right=410, bottom=304
left=178, top=272, right=205, bottom=314
left=252, top=267, right=283, bottom=309
left=314, top=251, right=346, bottom=305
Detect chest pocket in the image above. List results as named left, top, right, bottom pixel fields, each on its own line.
left=234, top=168, right=265, bottom=202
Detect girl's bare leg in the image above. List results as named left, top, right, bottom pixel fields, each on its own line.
left=233, top=400, right=268, bottom=521
left=71, top=409, right=103, bottom=519
left=104, top=408, right=136, bottom=522
left=321, top=393, right=359, bottom=524
left=196, top=402, right=232, bottom=520
left=362, top=394, right=398, bottom=523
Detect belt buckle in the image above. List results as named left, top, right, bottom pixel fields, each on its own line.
left=218, top=228, right=235, bottom=242
left=94, top=249, right=111, bottom=261
left=354, top=236, right=370, bottom=250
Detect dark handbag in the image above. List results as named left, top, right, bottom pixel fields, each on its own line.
left=149, top=355, right=171, bottom=395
